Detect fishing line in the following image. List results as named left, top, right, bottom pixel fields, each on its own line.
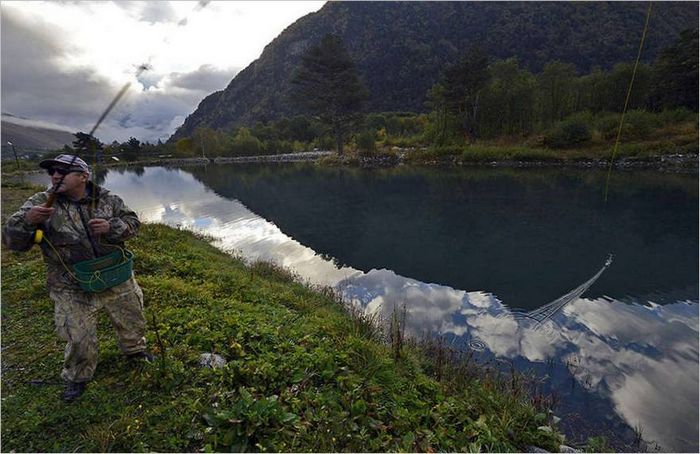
left=603, top=1, right=653, bottom=204
left=509, top=3, right=653, bottom=326
left=520, top=254, right=614, bottom=323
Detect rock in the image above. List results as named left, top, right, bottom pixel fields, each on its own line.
left=526, top=446, right=550, bottom=453
left=199, top=353, right=227, bottom=369
left=559, top=445, right=580, bottom=453
left=552, top=415, right=561, bottom=424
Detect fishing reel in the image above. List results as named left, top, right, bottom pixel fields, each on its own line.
left=32, top=191, right=57, bottom=245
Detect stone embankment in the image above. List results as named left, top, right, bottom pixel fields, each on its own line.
left=213, top=151, right=333, bottom=164
left=381, top=149, right=697, bottom=173
left=139, top=157, right=210, bottom=167
left=121, top=152, right=333, bottom=167
left=453, top=154, right=698, bottom=173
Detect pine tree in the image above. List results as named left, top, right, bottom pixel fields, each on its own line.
left=72, top=132, right=103, bottom=153
left=290, top=34, right=368, bottom=155
left=121, top=137, right=141, bottom=162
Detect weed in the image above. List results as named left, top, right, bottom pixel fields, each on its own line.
left=389, top=303, right=407, bottom=362
left=585, top=435, right=614, bottom=452
left=249, top=259, right=297, bottom=283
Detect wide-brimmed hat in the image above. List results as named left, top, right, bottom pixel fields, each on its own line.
left=39, top=154, right=90, bottom=174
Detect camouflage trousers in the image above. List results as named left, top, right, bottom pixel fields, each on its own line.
left=49, top=276, right=147, bottom=383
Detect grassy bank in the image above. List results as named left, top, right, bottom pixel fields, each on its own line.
left=312, top=116, right=697, bottom=170
left=403, top=119, right=698, bottom=166
left=1, top=183, right=567, bottom=452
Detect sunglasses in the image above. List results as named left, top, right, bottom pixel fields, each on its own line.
left=47, top=168, right=80, bottom=176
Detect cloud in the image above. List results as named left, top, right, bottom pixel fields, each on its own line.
left=112, top=1, right=180, bottom=24
left=98, top=65, right=236, bottom=142
left=1, top=9, right=127, bottom=134
left=1, top=1, right=323, bottom=144
left=165, top=64, right=235, bottom=92
left=1, top=7, right=236, bottom=143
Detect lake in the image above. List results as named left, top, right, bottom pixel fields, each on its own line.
left=28, top=163, right=699, bottom=451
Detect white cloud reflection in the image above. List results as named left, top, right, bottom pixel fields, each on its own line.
left=101, top=167, right=362, bottom=286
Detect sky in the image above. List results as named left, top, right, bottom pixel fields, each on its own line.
left=1, top=1, right=325, bottom=143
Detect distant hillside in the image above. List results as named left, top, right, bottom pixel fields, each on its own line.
left=1, top=114, right=75, bottom=155
left=171, top=1, right=697, bottom=141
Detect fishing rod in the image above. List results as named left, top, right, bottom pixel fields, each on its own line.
left=42, top=0, right=212, bottom=209
left=42, top=63, right=150, bottom=210
left=33, top=64, right=151, bottom=255
left=34, top=0, right=213, bottom=246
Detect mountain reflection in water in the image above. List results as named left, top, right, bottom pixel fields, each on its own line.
left=30, top=165, right=696, bottom=452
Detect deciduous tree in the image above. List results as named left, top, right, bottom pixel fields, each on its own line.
left=537, top=61, right=577, bottom=126
left=443, top=48, right=490, bottom=142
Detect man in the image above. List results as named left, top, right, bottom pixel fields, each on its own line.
left=3, top=154, right=151, bottom=402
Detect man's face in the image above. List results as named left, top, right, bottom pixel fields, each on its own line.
left=48, top=167, right=88, bottom=194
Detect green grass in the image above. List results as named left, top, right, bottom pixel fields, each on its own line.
left=461, top=145, right=562, bottom=163
left=1, top=159, right=42, bottom=176
left=1, top=185, right=564, bottom=452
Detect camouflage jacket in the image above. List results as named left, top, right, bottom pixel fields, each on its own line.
left=3, top=182, right=140, bottom=290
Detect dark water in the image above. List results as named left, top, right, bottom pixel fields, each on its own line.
left=185, top=165, right=698, bottom=311
left=28, top=164, right=699, bottom=451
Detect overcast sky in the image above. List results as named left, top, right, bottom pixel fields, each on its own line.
left=1, top=1, right=324, bottom=143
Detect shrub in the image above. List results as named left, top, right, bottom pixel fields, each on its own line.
left=174, top=138, right=196, bottom=157
left=379, top=148, right=399, bottom=159
left=566, top=111, right=595, bottom=127
left=313, top=135, right=335, bottom=151
left=264, top=139, right=292, bottom=155
left=229, top=128, right=263, bottom=156
left=404, top=145, right=460, bottom=162
left=620, top=110, right=662, bottom=141
left=657, top=107, right=697, bottom=126
left=356, top=130, right=377, bottom=154
left=422, top=112, right=464, bottom=146
left=383, top=135, right=423, bottom=148
left=594, top=112, right=621, bottom=140
left=544, top=118, right=592, bottom=148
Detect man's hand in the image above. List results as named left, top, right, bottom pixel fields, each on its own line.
left=25, top=206, right=55, bottom=225
left=88, top=218, right=110, bottom=236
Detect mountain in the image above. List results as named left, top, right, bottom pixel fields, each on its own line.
left=1, top=113, right=76, bottom=155
left=170, top=1, right=698, bottom=140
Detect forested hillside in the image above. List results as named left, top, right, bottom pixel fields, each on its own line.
left=170, top=1, right=697, bottom=140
